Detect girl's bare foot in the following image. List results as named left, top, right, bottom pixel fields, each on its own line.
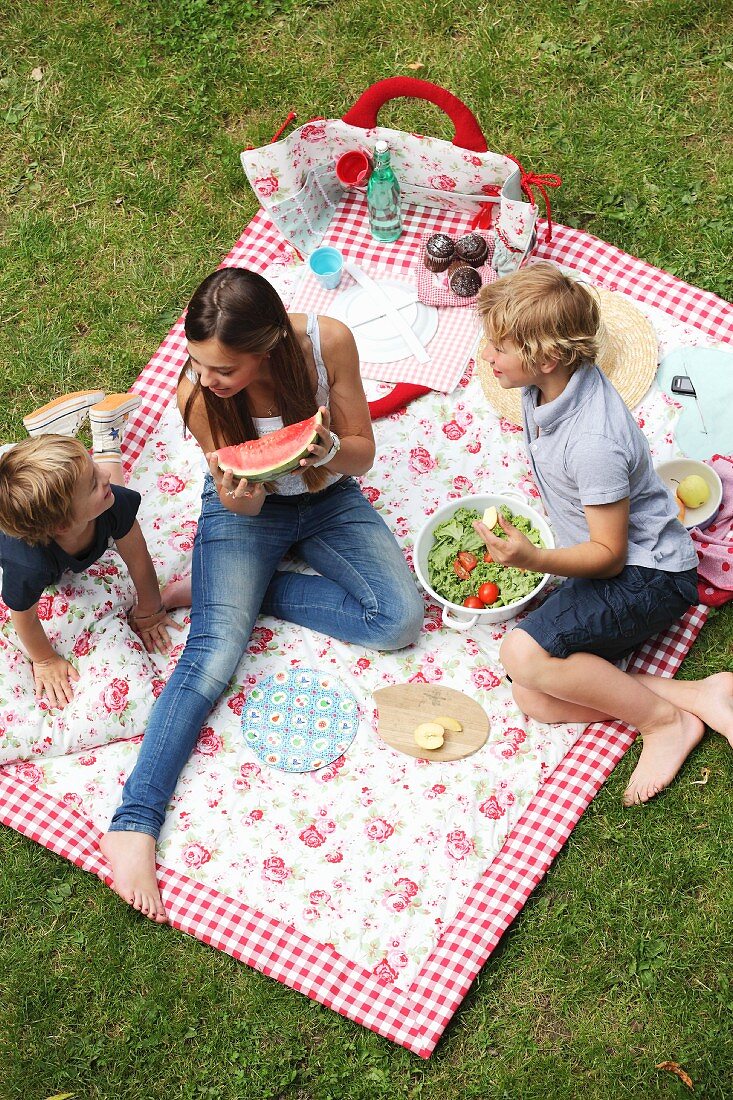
left=99, top=831, right=167, bottom=923
left=623, top=710, right=705, bottom=806
left=161, top=574, right=192, bottom=612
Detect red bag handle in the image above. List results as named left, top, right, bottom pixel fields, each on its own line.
left=342, top=77, right=488, bottom=153
left=351, top=79, right=486, bottom=415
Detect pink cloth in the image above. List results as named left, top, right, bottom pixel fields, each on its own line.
left=691, top=454, right=733, bottom=606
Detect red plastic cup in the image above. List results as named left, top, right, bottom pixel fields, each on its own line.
left=335, top=149, right=371, bottom=187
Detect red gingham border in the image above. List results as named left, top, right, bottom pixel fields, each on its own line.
left=0, top=606, right=706, bottom=1057
left=4, top=199, right=727, bottom=1056
left=535, top=222, right=733, bottom=343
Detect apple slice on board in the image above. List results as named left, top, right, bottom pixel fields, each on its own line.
left=373, top=684, right=490, bottom=762
left=413, top=722, right=445, bottom=750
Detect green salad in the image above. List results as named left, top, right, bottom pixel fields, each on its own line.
left=427, top=505, right=545, bottom=609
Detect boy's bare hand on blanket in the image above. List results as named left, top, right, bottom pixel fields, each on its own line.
left=32, top=653, right=80, bottom=709
left=129, top=606, right=183, bottom=655
left=473, top=514, right=542, bottom=572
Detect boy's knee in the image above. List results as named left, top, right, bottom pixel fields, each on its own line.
left=499, top=628, right=549, bottom=684
left=499, top=628, right=527, bottom=675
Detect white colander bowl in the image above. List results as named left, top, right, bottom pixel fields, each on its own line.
left=413, top=492, right=555, bottom=630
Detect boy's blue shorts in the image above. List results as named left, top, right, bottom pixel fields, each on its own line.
left=518, top=565, right=699, bottom=662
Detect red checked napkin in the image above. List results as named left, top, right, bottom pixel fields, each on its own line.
left=415, top=231, right=496, bottom=307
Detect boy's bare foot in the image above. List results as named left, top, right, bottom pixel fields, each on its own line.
left=623, top=710, right=705, bottom=806
left=635, top=671, right=733, bottom=747
left=99, top=831, right=167, bottom=923
left=162, top=574, right=192, bottom=612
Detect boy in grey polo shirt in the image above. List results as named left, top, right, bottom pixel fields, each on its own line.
left=474, top=263, right=733, bottom=806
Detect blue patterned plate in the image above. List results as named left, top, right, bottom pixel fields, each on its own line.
left=241, top=668, right=359, bottom=772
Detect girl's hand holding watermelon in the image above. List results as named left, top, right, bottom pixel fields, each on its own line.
left=298, top=406, right=338, bottom=470
left=205, top=452, right=267, bottom=515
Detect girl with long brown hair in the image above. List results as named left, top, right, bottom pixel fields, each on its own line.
left=101, top=267, right=423, bottom=921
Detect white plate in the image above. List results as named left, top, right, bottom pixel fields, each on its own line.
left=654, top=458, right=723, bottom=531
left=326, top=280, right=438, bottom=363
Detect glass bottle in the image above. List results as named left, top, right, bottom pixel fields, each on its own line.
left=366, top=140, right=402, bottom=242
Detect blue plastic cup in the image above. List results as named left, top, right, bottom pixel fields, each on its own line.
left=308, top=246, right=344, bottom=290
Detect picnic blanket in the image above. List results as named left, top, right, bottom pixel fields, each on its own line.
left=0, top=202, right=728, bottom=1057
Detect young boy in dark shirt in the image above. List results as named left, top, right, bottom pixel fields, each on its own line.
left=0, top=391, right=184, bottom=708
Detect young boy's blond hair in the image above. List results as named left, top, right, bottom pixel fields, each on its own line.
left=476, top=262, right=600, bottom=375
left=0, top=436, right=90, bottom=547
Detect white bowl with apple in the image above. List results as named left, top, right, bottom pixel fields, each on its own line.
left=655, top=458, right=722, bottom=531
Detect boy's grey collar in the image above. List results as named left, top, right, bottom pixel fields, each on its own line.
left=527, top=364, right=598, bottom=433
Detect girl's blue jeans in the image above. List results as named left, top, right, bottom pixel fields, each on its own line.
left=109, top=476, right=424, bottom=838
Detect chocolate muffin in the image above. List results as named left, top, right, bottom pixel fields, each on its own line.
left=424, top=233, right=455, bottom=272
left=448, top=263, right=482, bottom=298
left=454, top=232, right=489, bottom=268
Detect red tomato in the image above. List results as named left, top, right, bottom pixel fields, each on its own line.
left=457, top=551, right=478, bottom=572
left=477, top=582, right=500, bottom=606
left=463, top=596, right=485, bottom=609
left=453, top=558, right=470, bottom=580
left=483, top=551, right=494, bottom=564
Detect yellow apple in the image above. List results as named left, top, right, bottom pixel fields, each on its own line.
left=677, top=474, right=710, bottom=509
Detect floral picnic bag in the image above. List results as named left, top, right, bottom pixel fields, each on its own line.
left=241, top=77, right=561, bottom=275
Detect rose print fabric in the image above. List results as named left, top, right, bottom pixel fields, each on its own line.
left=0, top=291, right=702, bottom=987
left=0, top=566, right=170, bottom=766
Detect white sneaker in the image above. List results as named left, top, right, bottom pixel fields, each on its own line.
left=89, top=393, right=142, bottom=460
left=23, top=389, right=106, bottom=436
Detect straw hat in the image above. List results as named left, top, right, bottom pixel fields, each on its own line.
left=477, top=288, right=659, bottom=425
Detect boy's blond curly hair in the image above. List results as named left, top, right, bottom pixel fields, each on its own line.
left=0, top=436, right=90, bottom=547
left=476, top=262, right=600, bottom=376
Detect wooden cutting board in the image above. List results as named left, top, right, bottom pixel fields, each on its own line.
left=373, top=684, right=490, bottom=762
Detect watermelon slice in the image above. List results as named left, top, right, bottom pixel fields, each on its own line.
left=215, top=411, right=323, bottom=482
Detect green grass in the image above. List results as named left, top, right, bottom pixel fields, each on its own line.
left=1, top=1, right=732, bottom=1096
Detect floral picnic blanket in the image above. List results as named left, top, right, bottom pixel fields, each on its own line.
left=0, top=205, right=727, bottom=1056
